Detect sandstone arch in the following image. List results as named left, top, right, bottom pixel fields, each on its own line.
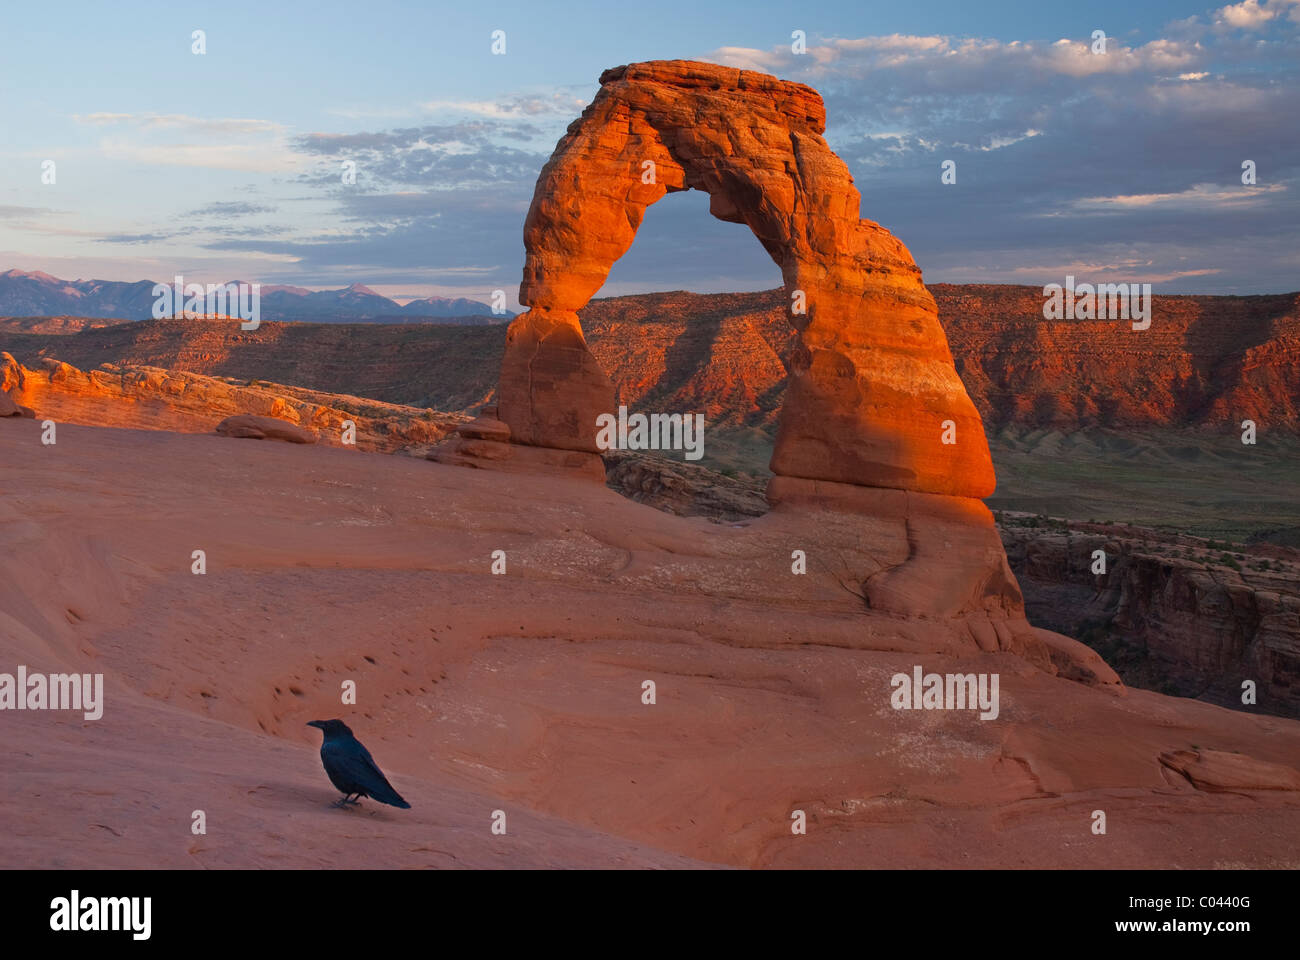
left=496, top=59, right=994, bottom=499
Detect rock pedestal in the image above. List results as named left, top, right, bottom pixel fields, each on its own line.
left=429, top=408, right=606, bottom=483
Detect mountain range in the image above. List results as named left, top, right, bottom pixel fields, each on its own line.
left=0, top=269, right=512, bottom=323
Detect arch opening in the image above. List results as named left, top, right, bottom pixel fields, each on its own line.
left=597, top=189, right=782, bottom=301
left=576, top=189, right=788, bottom=508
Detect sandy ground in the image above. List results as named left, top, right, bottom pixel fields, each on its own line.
left=2, top=419, right=1298, bottom=868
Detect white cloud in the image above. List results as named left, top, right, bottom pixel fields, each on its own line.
left=74, top=113, right=283, bottom=135
left=1216, top=0, right=1276, bottom=28
left=1213, top=0, right=1300, bottom=28
left=420, top=93, right=588, bottom=118
left=69, top=113, right=301, bottom=172
left=707, top=45, right=785, bottom=73
left=1070, top=182, right=1286, bottom=211
left=98, top=139, right=302, bottom=173
left=708, top=33, right=1200, bottom=80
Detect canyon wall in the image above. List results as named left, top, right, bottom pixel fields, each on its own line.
left=1000, top=517, right=1300, bottom=717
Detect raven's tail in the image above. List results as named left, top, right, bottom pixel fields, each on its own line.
left=371, top=780, right=411, bottom=809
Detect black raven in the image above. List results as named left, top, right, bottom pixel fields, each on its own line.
left=306, top=719, right=411, bottom=809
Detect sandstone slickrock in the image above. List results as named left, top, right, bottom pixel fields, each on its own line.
left=1159, top=749, right=1300, bottom=792
left=430, top=433, right=607, bottom=484
left=497, top=60, right=994, bottom=499
left=5, top=422, right=1298, bottom=867
left=0, top=354, right=463, bottom=452
left=1034, top=627, right=1123, bottom=688
left=216, top=414, right=318, bottom=444
left=603, top=450, right=769, bottom=520
left=430, top=409, right=608, bottom=482
left=764, top=475, right=1045, bottom=664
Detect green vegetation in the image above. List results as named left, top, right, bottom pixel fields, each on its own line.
left=983, top=427, right=1300, bottom=541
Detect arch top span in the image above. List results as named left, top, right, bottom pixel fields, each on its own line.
left=496, top=59, right=996, bottom=499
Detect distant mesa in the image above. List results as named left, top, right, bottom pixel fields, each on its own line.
left=4, top=284, right=1296, bottom=435
left=0, top=269, right=513, bottom=324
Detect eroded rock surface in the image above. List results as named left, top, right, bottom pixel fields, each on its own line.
left=1160, top=749, right=1300, bottom=793
left=0, top=353, right=464, bottom=453
left=4, top=423, right=1297, bottom=868
left=1001, top=515, right=1300, bottom=716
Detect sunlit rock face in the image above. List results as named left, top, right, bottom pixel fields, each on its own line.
left=498, top=59, right=994, bottom=499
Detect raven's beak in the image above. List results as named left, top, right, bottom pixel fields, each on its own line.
left=306, top=720, right=324, bottom=729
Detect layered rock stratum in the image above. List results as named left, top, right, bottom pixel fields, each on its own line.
left=1000, top=514, right=1300, bottom=717
left=7, top=285, right=1297, bottom=438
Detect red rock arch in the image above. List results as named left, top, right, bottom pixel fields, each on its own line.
left=497, top=60, right=994, bottom=499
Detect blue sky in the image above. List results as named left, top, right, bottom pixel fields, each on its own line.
left=1, top=0, right=1296, bottom=307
